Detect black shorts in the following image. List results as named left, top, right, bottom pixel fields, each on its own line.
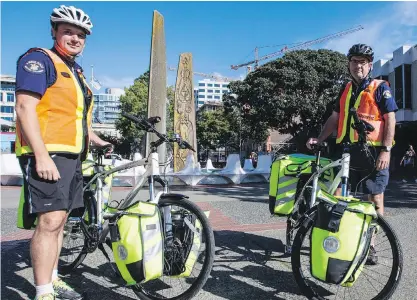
left=332, top=145, right=389, bottom=195
left=19, top=154, right=84, bottom=215
left=349, top=167, right=389, bottom=195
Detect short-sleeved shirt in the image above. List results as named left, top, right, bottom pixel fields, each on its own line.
left=15, top=47, right=86, bottom=98
left=334, top=77, right=398, bottom=115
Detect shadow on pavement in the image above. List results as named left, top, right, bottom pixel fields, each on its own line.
left=1, top=229, right=305, bottom=300
left=201, top=230, right=304, bottom=300
left=0, top=239, right=141, bottom=300
left=1, top=240, right=34, bottom=300
left=384, top=182, right=417, bottom=209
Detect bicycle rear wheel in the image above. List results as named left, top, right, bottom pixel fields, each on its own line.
left=291, top=209, right=403, bottom=300
left=132, top=197, right=215, bottom=300
left=59, top=191, right=96, bottom=275
left=285, top=178, right=310, bottom=254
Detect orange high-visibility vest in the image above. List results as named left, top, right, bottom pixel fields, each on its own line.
left=336, top=79, right=387, bottom=146
left=15, top=48, right=94, bottom=156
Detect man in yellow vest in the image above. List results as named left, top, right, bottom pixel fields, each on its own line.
left=307, top=43, right=398, bottom=265
left=15, top=5, right=112, bottom=300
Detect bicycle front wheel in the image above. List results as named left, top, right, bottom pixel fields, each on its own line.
left=291, top=209, right=403, bottom=300
left=132, top=197, right=215, bottom=300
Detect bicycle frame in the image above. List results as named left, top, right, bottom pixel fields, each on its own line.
left=81, top=151, right=171, bottom=232
left=298, top=151, right=352, bottom=210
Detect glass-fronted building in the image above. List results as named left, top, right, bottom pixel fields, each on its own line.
left=92, top=88, right=124, bottom=124
left=195, top=79, right=230, bottom=110
left=1, top=75, right=16, bottom=122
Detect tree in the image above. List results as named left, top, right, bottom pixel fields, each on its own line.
left=115, top=70, right=175, bottom=154
left=224, top=49, right=349, bottom=151
left=196, top=109, right=232, bottom=151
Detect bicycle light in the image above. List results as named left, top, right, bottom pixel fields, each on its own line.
left=323, top=237, right=340, bottom=253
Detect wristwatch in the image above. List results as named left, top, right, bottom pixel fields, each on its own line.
left=381, top=146, right=392, bottom=152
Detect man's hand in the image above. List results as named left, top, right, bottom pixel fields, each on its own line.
left=376, top=151, right=390, bottom=171
left=35, top=155, right=61, bottom=181
left=103, top=143, right=114, bottom=158
left=306, top=138, right=320, bottom=150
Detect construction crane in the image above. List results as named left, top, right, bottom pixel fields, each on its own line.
left=168, top=66, right=238, bottom=82
left=231, top=25, right=364, bottom=71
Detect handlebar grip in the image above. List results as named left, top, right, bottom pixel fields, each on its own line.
left=122, top=112, right=151, bottom=129
left=148, top=116, right=161, bottom=125
left=182, top=140, right=196, bottom=152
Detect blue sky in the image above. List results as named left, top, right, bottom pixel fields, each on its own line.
left=1, top=1, right=416, bottom=92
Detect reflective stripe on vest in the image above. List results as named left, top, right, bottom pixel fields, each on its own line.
left=15, top=48, right=94, bottom=156
left=336, top=80, right=386, bottom=146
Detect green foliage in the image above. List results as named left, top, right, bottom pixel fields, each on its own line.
left=115, top=70, right=175, bottom=153
left=196, top=109, right=231, bottom=150
left=225, top=49, right=349, bottom=151
left=115, top=71, right=149, bottom=143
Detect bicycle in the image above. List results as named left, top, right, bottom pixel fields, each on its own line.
left=59, top=113, right=216, bottom=300
left=286, top=108, right=403, bottom=299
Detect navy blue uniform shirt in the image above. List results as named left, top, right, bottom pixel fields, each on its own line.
left=16, top=48, right=84, bottom=97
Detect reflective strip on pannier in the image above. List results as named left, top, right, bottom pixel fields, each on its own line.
left=110, top=201, right=164, bottom=285
left=269, top=154, right=334, bottom=216
left=310, top=190, right=377, bottom=286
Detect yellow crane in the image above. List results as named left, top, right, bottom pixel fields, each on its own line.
left=231, top=25, right=364, bottom=71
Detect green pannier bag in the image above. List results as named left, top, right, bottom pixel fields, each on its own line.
left=110, top=201, right=164, bottom=285
left=167, top=210, right=209, bottom=278
left=82, top=158, right=115, bottom=207
left=310, top=190, right=378, bottom=286
left=269, top=154, right=334, bottom=216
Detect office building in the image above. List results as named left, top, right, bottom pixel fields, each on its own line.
left=1, top=75, right=16, bottom=123
left=92, top=88, right=124, bottom=124
left=195, top=79, right=230, bottom=109
left=372, top=44, right=417, bottom=123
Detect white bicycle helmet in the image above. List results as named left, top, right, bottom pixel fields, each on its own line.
left=50, top=5, right=93, bottom=34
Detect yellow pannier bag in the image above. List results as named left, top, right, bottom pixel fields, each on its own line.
left=269, top=154, right=333, bottom=216
left=310, top=190, right=378, bottom=286
left=110, top=201, right=164, bottom=285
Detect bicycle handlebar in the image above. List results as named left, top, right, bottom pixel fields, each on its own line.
left=350, top=108, right=375, bottom=143
left=121, top=112, right=196, bottom=152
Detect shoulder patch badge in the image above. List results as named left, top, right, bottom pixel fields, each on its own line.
left=383, top=90, right=392, bottom=99
left=23, top=60, right=45, bottom=74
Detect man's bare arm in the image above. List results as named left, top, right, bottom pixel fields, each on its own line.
left=382, top=112, right=396, bottom=147
left=88, top=128, right=111, bottom=147
left=15, top=91, right=49, bottom=158
left=318, top=111, right=339, bottom=142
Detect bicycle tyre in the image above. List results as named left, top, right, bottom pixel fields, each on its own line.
left=59, top=191, right=96, bottom=275
left=285, top=177, right=310, bottom=253
left=291, top=208, right=403, bottom=300
left=132, top=197, right=215, bottom=300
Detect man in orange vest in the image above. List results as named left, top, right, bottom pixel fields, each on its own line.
left=15, top=5, right=112, bottom=300
left=307, top=44, right=397, bottom=265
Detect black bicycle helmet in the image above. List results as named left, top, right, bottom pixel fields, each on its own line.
left=347, top=44, right=374, bottom=62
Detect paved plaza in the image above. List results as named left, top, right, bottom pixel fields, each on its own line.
left=1, top=181, right=417, bottom=299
